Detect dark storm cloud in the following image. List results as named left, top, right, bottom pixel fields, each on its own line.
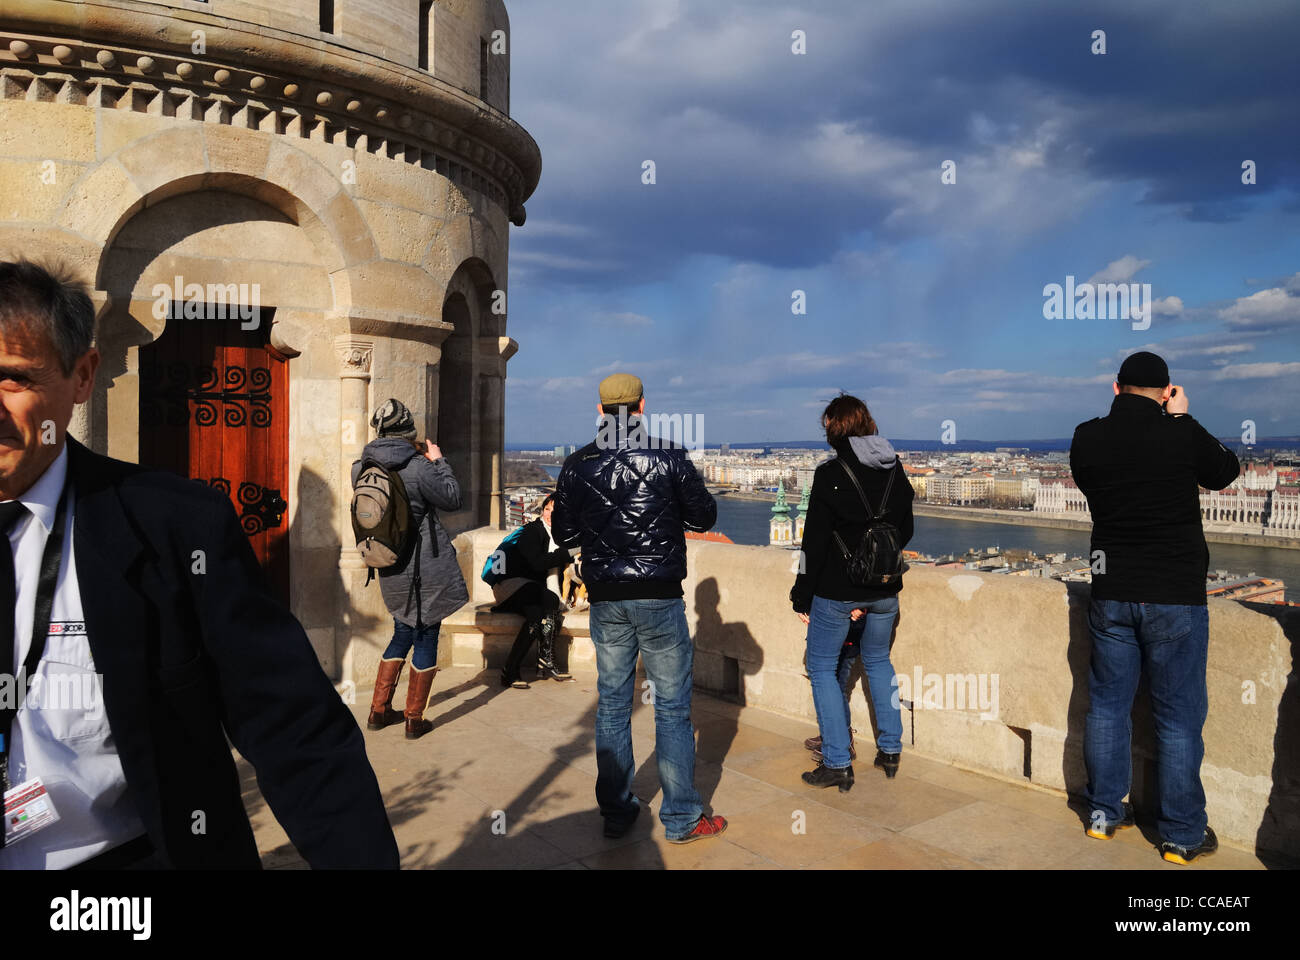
left=508, top=0, right=1300, bottom=285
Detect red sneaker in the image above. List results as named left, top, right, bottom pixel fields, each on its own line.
left=667, top=814, right=728, bottom=844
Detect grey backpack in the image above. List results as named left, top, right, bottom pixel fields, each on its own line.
left=351, top=459, right=414, bottom=577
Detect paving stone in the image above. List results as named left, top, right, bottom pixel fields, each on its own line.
left=804, top=833, right=985, bottom=870
left=246, top=666, right=1266, bottom=870
left=722, top=797, right=888, bottom=868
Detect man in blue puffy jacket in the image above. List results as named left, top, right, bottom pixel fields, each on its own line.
left=551, top=374, right=727, bottom=843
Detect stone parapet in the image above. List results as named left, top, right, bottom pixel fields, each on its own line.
left=444, top=526, right=1299, bottom=861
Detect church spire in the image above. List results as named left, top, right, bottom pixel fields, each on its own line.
left=772, top=479, right=789, bottom=513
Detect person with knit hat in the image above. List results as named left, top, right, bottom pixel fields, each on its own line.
left=1071, top=351, right=1240, bottom=864
left=351, top=399, right=468, bottom=739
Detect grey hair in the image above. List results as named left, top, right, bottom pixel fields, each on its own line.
left=0, top=259, right=95, bottom=375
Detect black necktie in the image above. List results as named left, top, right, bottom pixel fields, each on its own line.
left=0, top=500, right=26, bottom=677
left=1, top=500, right=29, bottom=797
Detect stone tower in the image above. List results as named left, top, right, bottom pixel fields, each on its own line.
left=0, top=0, right=540, bottom=683
left=769, top=479, right=793, bottom=547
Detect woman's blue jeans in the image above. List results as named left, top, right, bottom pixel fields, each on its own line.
left=806, top=595, right=902, bottom=768
left=384, top=620, right=441, bottom=671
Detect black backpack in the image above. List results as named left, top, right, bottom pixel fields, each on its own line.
left=831, top=458, right=905, bottom=588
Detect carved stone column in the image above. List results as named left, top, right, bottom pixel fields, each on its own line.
left=336, top=336, right=373, bottom=571
left=478, top=336, right=518, bottom=528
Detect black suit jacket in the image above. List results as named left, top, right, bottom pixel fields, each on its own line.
left=65, top=439, right=399, bottom=869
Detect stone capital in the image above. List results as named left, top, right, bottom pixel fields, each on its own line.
left=335, top=337, right=374, bottom=380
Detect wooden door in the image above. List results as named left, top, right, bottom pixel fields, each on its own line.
left=138, top=306, right=290, bottom=604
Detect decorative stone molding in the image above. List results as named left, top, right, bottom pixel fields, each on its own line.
left=335, top=338, right=374, bottom=381
left=0, top=11, right=540, bottom=224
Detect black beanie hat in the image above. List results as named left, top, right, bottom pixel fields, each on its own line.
left=1117, top=351, right=1170, bottom=388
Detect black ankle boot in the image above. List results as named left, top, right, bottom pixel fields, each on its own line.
left=802, top=763, right=854, bottom=793
left=874, top=750, right=900, bottom=779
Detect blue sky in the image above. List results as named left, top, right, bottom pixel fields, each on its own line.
left=502, top=0, right=1300, bottom=445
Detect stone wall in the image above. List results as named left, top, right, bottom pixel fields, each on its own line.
left=448, top=527, right=1299, bottom=862
left=0, top=0, right=538, bottom=682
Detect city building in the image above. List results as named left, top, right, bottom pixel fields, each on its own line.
left=927, top=473, right=992, bottom=506
left=1033, top=479, right=1091, bottom=517
left=1269, top=485, right=1300, bottom=536
left=0, top=0, right=540, bottom=680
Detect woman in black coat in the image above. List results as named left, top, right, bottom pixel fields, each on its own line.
left=791, top=394, right=914, bottom=791
left=491, top=494, right=575, bottom=687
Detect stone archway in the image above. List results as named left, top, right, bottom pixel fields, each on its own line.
left=435, top=258, right=515, bottom=533
left=437, top=290, right=476, bottom=533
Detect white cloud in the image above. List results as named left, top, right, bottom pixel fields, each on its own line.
left=1087, top=255, right=1151, bottom=285
left=1210, top=362, right=1300, bottom=380
left=1151, top=295, right=1183, bottom=316
left=1220, top=287, right=1300, bottom=329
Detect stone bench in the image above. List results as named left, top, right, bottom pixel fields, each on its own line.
left=441, top=601, right=595, bottom=673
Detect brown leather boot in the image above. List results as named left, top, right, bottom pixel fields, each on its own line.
left=404, top=665, right=437, bottom=739
left=367, top=658, right=405, bottom=730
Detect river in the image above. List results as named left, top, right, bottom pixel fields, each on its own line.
left=536, top=464, right=1298, bottom=599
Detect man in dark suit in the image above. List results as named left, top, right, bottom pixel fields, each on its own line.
left=0, top=259, right=398, bottom=869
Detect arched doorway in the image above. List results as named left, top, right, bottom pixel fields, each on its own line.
left=138, top=303, right=291, bottom=603
left=437, top=291, right=476, bottom=533
left=97, top=186, right=335, bottom=608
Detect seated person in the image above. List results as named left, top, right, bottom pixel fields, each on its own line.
left=492, top=494, right=574, bottom=687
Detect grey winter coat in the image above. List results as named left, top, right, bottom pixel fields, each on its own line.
left=351, top=438, right=469, bottom=628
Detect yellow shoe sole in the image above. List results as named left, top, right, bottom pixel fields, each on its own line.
left=1086, top=822, right=1133, bottom=840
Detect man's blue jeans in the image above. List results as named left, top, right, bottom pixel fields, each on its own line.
left=384, top=620, right=440, bottom=671
left=1084, top=599, right=1209, bottom=847
left=589, top=598, right=702, bottom=840
left=806, top=595, right=903, bottom=769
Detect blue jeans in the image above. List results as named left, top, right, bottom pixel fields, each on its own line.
left=384, top=620, right=441, bottom=671
left=836, top=637, right=859, bottom=720
left=806, top=595, right=902, bottom=768
left=1084, top=599, right=1209, bottom=847
left=589, top=598, right=702, bottom=840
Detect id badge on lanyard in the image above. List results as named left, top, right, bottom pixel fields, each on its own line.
left=0, top=481, right=70, bottom=845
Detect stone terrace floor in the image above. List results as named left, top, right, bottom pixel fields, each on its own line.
left=240, top=665, right=1265, bottom=870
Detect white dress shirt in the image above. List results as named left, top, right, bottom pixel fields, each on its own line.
left=0, top=446, right=145, bottom=869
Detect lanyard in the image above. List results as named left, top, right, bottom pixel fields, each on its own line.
left=1, top=481, right=71, bottom=791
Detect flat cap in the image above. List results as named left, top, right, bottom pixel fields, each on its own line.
left=599, top=373, right=643, bottom=407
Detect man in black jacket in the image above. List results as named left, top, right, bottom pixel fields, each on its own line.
left=1070, top=350, right=1239, bottom=864
left=491, top=493, right=574, bottom=687
left=0, top=259, right=398, bottom=869
left=551, top=374, right=726, bottom=843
